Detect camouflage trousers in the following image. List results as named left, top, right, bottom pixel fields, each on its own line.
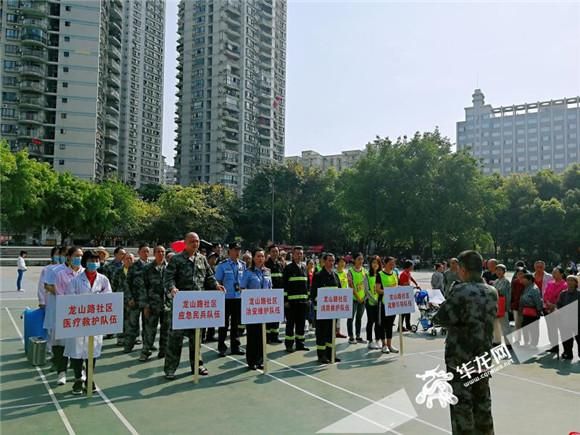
left=141, top=307, right=169, bottom=356
left=123, top=306, right=141, bottom=350
left=449, top=377, right=494, bottom=435
left=164, top=315, right=202, bottom=375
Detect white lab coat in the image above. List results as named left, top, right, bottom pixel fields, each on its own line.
left=43, top=264, right=79, bottom=346
left=63, top=272, right=112, bottom=360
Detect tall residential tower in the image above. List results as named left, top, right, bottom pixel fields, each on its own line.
left=175, top=0, right=287, bottom=193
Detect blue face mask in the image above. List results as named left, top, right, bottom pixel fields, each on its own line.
left=59, top=256, right=66, bottom=264
left=86, top=262, right=100, bottom=272
left=52, top=256, right=59, bottom=263
left=71, top=257, right=82, bottom=267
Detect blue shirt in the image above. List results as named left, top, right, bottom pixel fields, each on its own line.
left=240, top=267, right=273, bottom=290
left=215, top=258, right=246, bottom=299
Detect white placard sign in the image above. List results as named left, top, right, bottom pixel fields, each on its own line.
left=241, top=289, right=284, bottom=325
left=384, top=286, right=417, bottom=316
left=426, top=289, right=445, bottom=305
left=55, top=293, right=124, bottom=339
left=172, top=290, right=225, bottom=330
left=316, top=288, right=353, bottom=320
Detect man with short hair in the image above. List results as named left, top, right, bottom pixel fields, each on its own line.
left=444, top=258, right=461, bottom=297
left=433, top=250, right=497, bottom=435
left=215, top=242, right=246, bottom=357
left=283, top=246, right=310, bottom=352
left=482, top=259, right=498, bottom=285
left=139, top=245, right=168, bottom=361
left=533, top=260, right=553, bottom=299
left=164, top=232, right=224, bottom=379
left=102, top=246, right=126, bottom=283
left=124, top=244, right=150, bottom=353
left=431, top=263, right=445, bottom=293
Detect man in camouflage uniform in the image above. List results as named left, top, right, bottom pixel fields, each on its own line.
left=139, top=245, right=168, bottom=361
left=163, top=232, right=224, bottom=380
left=124, top=244, right=150, bottom=353
left=111, top=253, right=134, bottom=346
left=433, top=250, right=497, bottom=435
left=101, top=247, right=126, bottom=282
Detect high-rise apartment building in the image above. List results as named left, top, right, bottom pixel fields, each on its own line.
left=118, top=0, right=165, bottom=186
left=285, top=149, right=365, bottom=172
left=457, top=89, right=580, bottom=175
left=175, top=0, right=287, bottom=194
left=0, top=0, right=165, bottom=185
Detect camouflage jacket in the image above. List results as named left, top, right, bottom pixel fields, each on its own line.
left=432, top=280, right=497, bottom=372
left=141, top=261, right=167, bottom=310
left=164, top=251, right=218, bottom=293
left=111, top=267, right=132, bottom=303
left=101, top=260, right=122, bottom=283
left=127, top=259, right=148, bottom=305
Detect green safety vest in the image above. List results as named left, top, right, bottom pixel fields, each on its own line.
left=368, top=274, right=378, bottom=305
left=379, top=270, right=398, bottom=289
left=336, top=270, right=348, bottom=290
left=349, top=267, right=366, bottom=301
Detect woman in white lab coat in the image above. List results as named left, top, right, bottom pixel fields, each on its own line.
left=64, top=250, right=112, bottom=395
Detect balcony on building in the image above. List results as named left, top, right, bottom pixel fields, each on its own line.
left=222, top=0, right=241, bottom=16
left=18, top=112, right=44, bottom=126
left=20, top=0, right=49, bottom=17
left=225, top=23, right=242, bottom=39
left=18, top=127, right=45, bottom=140
left=18, top=95, right=44, bottom=110
left=21, top=29, right=48, bottom=47
left=105, top=129, right=119, bottom=142
left=21, top=17, right=48, bottom=29
left=106, top=105, right=119, bottom=117
left=105, top=145, right=119, bottom=159
left=109, top=5, right=122, bottom=23
left=21, top=47, right=47, bottom=63
left=20, top=63, right=46, bottom=79
left=107, top=87, right=120, bottom=101
left=108, top=45, right=121, bottom=60
left=20, top=80, right=45, bottom=93
left=110, top=20, right=122, bottom=38
left=108, top=72, right=121, bottom=88
left=105, top=114, right=119, bottom=129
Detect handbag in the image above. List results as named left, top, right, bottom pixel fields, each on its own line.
left=496, top=295, right=506, bottom=318
left=522, top=306, right=538, bottom=317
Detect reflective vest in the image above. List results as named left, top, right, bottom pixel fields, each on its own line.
left=336, top=270, right=348, bottom=290
left=379, top=270, right=398, bottom=289
left=349, top=267, right=366, bottom=301
left=368, top=274, right=378, bottom=305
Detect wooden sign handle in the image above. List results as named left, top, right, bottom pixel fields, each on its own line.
left=87, top=336, right=94, bottom=398
left=331, top=319, right=336, bottom=364
left=262, top=323, right=268, bottom=374
left=193, top=328, right=200, bottom=384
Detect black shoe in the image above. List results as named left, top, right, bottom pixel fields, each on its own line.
left=138, top=353, right=150, bottom=362
left=256, top=364, right=264, bottom=370
left=123, top=347, right=133, bottom=354
left=135, top=338, right=142, bottom=345
left=318, top=357, right=330, bottom=364
left=206, top=336, right=217, bottom=343
left=334, top=357, right=341, bottom=363
left=248, top=365, right=257, bottom=370
left=270, top=337, right=283, bottom=344
left=285, top=347, right=295, bottom=353
left=231, top=349, right=245, bottom=356
left=151, top=345, right=157, bottom=351
left=218, top=349, right=227, bottom=357
left=84, top=381, right=97, bottom=393
left=296, top=346, right=309, bottom=351
left=157, top=351, right=165, bottom=359
left=72, top=380, right=83, bottom=395
left=164, top=372, right=176, bottom=380
left=561, top=353, right=573, bottom=360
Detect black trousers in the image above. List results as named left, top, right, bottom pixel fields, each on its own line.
left=365, top=302, right=379, bottom=341
left=562, top=335, right=580, bottom=357
left=284, top=302, right=307, bottom=349
left=401, top=313, right=412, bottom=329
left=52, top=345, right=69, bottom=373
left=246, top=324, right=264, bottom=367
left=218, top=298, right=241, bottom=352
left=266, top=322, right=279, bottom=340
left=316, top=318, right=333, bottom=360
left=377, top=301, right=396, bottom=340
left=70, top=358, right=96, bottom=380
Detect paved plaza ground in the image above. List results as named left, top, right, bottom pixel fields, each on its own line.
left=1, top=267, right=579, bottom=434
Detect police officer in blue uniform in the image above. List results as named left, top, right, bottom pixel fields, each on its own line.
left=215, top=242, right=246, bottom=357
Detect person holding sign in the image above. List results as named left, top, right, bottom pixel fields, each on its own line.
left=375, top=257, right=399, bottom=354
left=64, top=250, right=112, bottom=395
left=264, top=245, right=284, bottom=344
left=240, top=248, right=273, bottom=370
left=311, top=253, right=342, bottom=364
left=164, top=232, right=225, bottom=380
left=365, top=256, right=382, bottom=349
left=347, top=253, right=367, bottom=344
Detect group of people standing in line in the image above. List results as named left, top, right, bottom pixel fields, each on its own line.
left=34, top=236, right=579, bottom=398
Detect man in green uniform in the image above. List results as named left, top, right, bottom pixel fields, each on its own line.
left=163, top=232, right=224, bottom=380
left=433, top=250, right=497, bottom=435
left=124, top=244, right=150, bottom=353
left=112, top=253, right=134, bottom=347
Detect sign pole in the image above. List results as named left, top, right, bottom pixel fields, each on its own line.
left=193, top=328, right=200, bottom=384
left=331, top=319, right=336, bottom=364
left=262, top=323, right=268, bottom=374
left=87, top=336, right=94, bottom=398
left=398, top=316, right=404, bottom=356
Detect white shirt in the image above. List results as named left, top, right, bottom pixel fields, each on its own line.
left=17, top=256, right=27, bottom=271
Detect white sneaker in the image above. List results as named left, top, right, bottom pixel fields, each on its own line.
left=57, top=372, right=67, bottom=385
left=17, top=289, right=25, bottom=292
left=388, top=346, right=399, bottom=354
left=81, top=369, right=86, bottom=382
left=369, top=341, right=380, bottom=350
left=381, top=346, right=390, bottom=354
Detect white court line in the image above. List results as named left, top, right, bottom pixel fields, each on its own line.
left=201, top=343, right=402, bottom=435
left=422, top=353, right=580, bottom=396
left=5, top=307, right=139, bottom=435
left=267, top=352, right=451, bottom=434
left=0, top=396, right=89, bottom=411
left=4, top=307, right=75, bottom=435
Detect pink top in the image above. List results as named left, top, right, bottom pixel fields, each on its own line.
left=55, top=266, right=84, bottom=295
left=543, top=279, right=568, bottom=307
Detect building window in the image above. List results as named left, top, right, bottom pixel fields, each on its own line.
left=63, top=67, right=69, bottom=72
left=59, top=144, right=66, bottom=150
left=65, top=21, right=71, bottom=27
left=59, top=160, right=65, bottom=165
left=62, top=98, right=68, bottom=103
left=64, top=36, right=70, bottom=42
left=6, top=29, right=19, bottom=39
left=64, top=52, right=70, bottom=57
left=62, top=82, right=68, bottom=88
left=61, top=113, right=67, bottom=119
left=65, top=5, right=71, bottom=11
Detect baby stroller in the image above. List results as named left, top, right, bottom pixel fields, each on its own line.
left=411, top=290, right=445, bottom=337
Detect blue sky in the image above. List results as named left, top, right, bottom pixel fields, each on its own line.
left=162, top=1, right=580, bottom=164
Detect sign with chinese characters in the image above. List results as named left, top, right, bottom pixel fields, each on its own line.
left=172, top=290, right=225, bottom=330
left=316, top=288, right=353, bottom=320
left=55, top=293, right=124, bottom=339
left=241, top=289, right=284, bottom=325
left=384, top=286, right=416, bottom=316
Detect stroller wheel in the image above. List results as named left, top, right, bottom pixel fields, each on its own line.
left=410, top=325, right=418, bottom=333
left=431, top=329, right=437, bottom=337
